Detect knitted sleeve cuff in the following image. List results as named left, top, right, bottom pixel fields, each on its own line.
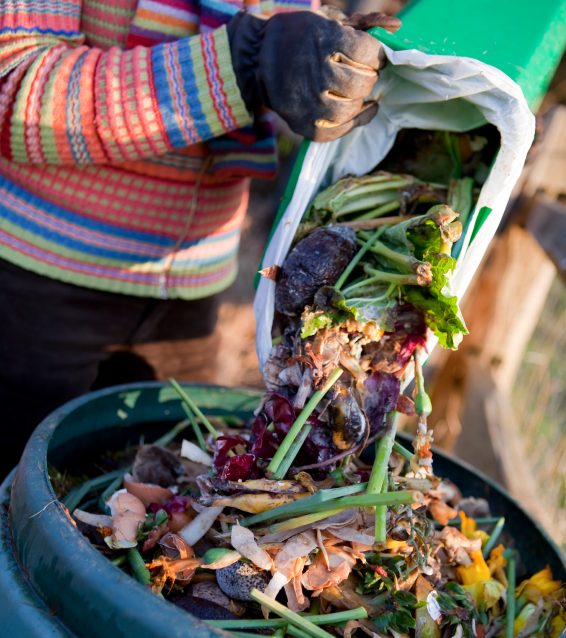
left=151, top=25, right=252, bottom=149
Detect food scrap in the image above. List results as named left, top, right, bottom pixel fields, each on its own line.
left=60, top=135, right=565, bottom=638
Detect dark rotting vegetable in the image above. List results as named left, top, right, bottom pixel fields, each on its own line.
left=275, top=226, right=357, bottom=316
left=132, top=445, right=185, bottom=486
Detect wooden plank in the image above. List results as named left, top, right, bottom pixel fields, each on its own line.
left=428, top=225, right=555, bottom=445
left=526, top=197, right=566, bottom=281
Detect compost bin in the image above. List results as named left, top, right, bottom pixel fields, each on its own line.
left=1, top=2, right=565, bottom=636
left=0, top=382, right=564, bottom=637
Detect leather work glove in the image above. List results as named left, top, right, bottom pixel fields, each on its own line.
left=226, top=10, right=401, bottom=143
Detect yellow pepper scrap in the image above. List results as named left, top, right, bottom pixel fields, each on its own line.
left=456, top=550, right=491, bottom=585
left=463, top=578, right=505, bottom=610
left=459, top=511, right=476, bottom=537
left=550, top=611, right=566, bottom=638
left=515, top=566, right=563, bottom=603
left=459, top=512, right=489, bottom=546
left=514, top=600, right=566, bottom=637
left=488, top=544, right=507, bottom=575
left=385, top=539, right=408, bottom=550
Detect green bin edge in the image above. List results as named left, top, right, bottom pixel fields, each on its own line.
left=1, top=382, right=564, bottom=637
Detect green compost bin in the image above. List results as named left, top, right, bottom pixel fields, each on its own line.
left=0, top=381, right=565, bottom=637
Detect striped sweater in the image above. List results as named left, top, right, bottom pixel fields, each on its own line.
left=0, top=0, right=313, bottom=299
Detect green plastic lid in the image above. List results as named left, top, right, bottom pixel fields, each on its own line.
left=371, top=0, right=566, bottom=111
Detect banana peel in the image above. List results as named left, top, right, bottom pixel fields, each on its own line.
left=210, top=491, right=309, bottom=514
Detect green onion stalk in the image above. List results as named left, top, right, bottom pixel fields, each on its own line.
left=265, top=491, right=414, bottom=535
left=127, top=547, right=151, bottom=586
left=169, top=378, right=219, bottom=438
left=250, top=589, right=335, bottom=638
left=209, top=608, right=368, bottom=630
left=177, top=403, right=206, bottom=450
left=272, top=424, right=312, bottom=480
left=482, top=517, right=506, bottom=558
left=392, top=441, right=413, bottom=462
left=242, top=483, right=368, bottom=527
left=63, top=468, right=125, bottom=513
left=367, top=412, right=400, bottom=543
left=504, top=550, right=517, bottom=638
left=267, top=367, right=343, bottom=478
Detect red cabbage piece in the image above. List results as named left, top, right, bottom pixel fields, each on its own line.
left=396, top=332, right=427, bottom=371
left=213, top=435, right=259, bottom=481
left=213, top=435, right=248, bottom=471
left=300, top=421, right=335, bottom=466
left=265, top=394, right=296, bottom=435
left=249, top=394, right=296, bottom=458
left=249, top=415, right=278, bottom=458
left=364, top=371, right=401, bottom=434
left=148, top=495, right=191, bottom=515
left=220, top=453, right=258, bottom=481
left=388, top=305, right=428, bottom=370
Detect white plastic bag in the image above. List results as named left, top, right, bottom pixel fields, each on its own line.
left=254, top=45, right=535, bottom=371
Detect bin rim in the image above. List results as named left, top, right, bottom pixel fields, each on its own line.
left=9, top=381, right=261, bottom=638
left=7, top=381, right=566, bottom=638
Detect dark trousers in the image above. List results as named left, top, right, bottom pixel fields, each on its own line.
left=0, top=259, right=221, bottom=478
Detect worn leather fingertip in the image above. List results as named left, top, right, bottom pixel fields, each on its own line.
left=357, top=101, right=379, bottom=126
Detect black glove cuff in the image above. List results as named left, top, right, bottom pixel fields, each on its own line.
left=226, top=12, right=266, bottom=114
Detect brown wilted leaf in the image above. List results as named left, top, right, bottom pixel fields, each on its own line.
left=428, top=498, right=458, bottom=526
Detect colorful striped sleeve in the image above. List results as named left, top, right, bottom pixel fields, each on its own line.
left=271, top=0, right=319, bottom=13
left=0, top=0, right=252, bottom=165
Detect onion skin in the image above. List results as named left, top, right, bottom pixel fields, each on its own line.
left=123, top=473, right=173, bottom=508
left=169, top=509, right=195, bottom=533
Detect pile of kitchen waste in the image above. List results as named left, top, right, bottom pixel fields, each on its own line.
left=60, top=132, right=565, bottom=638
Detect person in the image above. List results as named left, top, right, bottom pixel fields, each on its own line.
left=0, top=0, right=398, bottom=475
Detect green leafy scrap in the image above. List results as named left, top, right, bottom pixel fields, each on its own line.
left=371, top=591, right=421, bottom=635
left=137, top=509, right=168, bottom=541
left=298, top=202, right=467, bottom=350
left=354, top=557, right=422, bottom=635
left=436, top=582, right=479, bottom=638
left=301, top=310, right=340, bottom=339
left=403, top=252, right=467, bottom=349
left=341, top=293, right=398, bottom=329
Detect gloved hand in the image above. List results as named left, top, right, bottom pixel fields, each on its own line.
left=226, top=10, right=401, bottom=142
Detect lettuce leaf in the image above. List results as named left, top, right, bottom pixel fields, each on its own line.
left=402, top=252, right=467, bottom=349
